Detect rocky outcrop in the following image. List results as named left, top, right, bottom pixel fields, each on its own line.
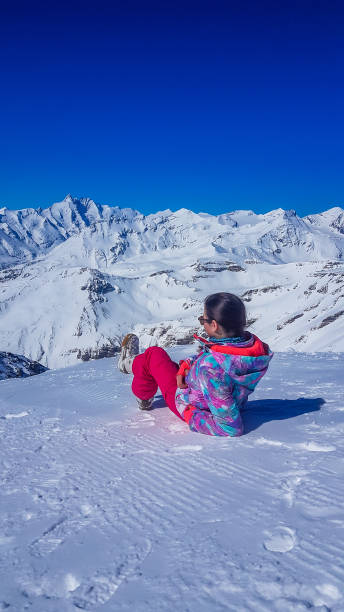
left=81, top=272, right=118, bottom=304
left=193, top=261, right=245, bottom=273
left=317, top=310, right=344, bottom=329
left=241, top=286, right=282, bottom=302
left=0, top=352, right=48, bottom=381
left=277, top=314, right=304, bottom=330
left=76, top=340, right=121, bottom=361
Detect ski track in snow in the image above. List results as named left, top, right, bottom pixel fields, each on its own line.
left=0, top=350, right=343, bottom=611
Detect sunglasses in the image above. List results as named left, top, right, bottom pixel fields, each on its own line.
left=198, top=316, right=212, bottom=325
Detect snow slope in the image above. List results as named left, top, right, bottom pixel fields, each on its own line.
left=0, top=348, right=343, bottom=611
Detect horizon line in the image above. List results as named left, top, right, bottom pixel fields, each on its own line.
left=1, top=193, right=343, bottom=218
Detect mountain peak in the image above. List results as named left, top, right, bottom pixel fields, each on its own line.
left=322, top=206, right=344, bottom=216
left=264, top=208, right=299, bottom=221
left=283, top=209, right=297, bottom=218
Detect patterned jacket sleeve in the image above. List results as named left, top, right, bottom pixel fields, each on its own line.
left=183, top=362, right=243, bottom=437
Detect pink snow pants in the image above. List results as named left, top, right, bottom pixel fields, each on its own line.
left=132, top=347, right=184, bottom=420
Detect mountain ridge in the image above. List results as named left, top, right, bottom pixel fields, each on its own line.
left=0, top=195, right=343, bottom=367
left=1, top=195, right=344, bottom=268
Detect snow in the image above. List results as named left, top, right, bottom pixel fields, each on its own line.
left=1, top=196, right=344, bottom=366
left=0, top=348, right=343, bottom=611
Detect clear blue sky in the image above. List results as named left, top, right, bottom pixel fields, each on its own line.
left=1, top=0, right=343, bottom=216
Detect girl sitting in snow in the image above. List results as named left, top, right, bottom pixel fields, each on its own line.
left=118, top=292, right=273, bottom=436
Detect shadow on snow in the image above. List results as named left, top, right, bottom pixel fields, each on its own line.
left=242, top=397, right=325, bottom=434
left=153, top=395, right=325, bottom=434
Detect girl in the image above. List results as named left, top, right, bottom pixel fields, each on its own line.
left=118, top=292, right=273, bottom=436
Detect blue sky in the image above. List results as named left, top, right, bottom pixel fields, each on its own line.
left=1, top=0, right=343, bottom=216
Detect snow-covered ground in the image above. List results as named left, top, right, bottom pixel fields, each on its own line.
left=0, top=348, right=343, bottom=611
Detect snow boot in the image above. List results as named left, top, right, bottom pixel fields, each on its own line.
left=136, top=397, right=154, bottom=411
left=118, top=333, right=140, bottom=374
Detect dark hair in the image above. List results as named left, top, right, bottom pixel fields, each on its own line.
left=204, top=292, right=246, bottom=336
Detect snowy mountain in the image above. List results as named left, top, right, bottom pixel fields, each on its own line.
left=0, top=195, right=139, bottom=266
left=0, top=349, right=343, bottom=610
left=0, top=195, right=343, bottom=367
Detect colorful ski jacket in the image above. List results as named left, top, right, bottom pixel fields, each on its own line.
left=175, top=333, right=273, bottom=437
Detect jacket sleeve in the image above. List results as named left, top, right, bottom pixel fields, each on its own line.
left=183, top=363, right=243, bottom=437
left=177, top=350, right=204, bottom=377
